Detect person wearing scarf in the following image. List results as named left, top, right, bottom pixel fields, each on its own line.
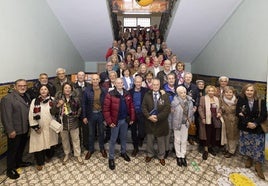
left=171, top=86, right=194, bottom=167
left=198, top=85, right=226, bottom=160
left=220, top=86, right=239, bottom=158
left=29, top=84, right=58, bottom=171
left=51, top=82, right=83, bottom=165
left=171, top=61, right=185, bottom=86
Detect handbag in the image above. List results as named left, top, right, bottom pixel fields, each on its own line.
left=258, top=99, right=268, bottom=133
left=212, top=116, right=222, bottom=128
left=50, top=119, right=63, bottom=133
left=188, top=121, right=197, bottom=135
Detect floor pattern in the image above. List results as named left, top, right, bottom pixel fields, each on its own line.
left=0, top=142, right=268, bottom=186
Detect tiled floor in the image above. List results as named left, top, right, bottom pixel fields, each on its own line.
left=0, top=141, right=268, bottom=186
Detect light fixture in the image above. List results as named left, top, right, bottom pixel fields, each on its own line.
left=135, top=0, right=154, bottom=7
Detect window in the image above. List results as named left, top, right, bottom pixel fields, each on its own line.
left=123, top=17, right=150, bottom=28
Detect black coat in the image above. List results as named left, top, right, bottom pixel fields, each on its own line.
left=236, top=96, right=267, bottom=134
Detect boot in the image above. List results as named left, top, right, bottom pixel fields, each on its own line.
left=255, top=162, right=265, bottom=180
left=245, top=157, right=253, bottom=168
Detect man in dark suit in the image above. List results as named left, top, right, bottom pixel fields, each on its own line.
left=1, top=79, right=32, bottom=179
left=73, top=71, right=90, bottom=151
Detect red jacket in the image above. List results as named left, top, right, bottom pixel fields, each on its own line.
left=103, top=89, right=135, bottom=126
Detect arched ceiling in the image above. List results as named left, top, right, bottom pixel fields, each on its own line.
left=46, top=0, right=243, bottom=63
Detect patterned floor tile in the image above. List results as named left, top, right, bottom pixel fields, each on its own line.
left=1, top=141, right=268, bottom=185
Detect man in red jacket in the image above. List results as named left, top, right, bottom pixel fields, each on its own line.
left=103, top=78, right=135, bottom=170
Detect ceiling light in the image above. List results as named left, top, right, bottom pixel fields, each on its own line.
left=135, top=0, right=154, bottom=7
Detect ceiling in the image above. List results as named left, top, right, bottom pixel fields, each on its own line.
left=46, top=0, right=243, bottom=63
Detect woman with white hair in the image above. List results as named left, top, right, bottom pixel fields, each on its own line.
left=171, top=86, right=194, bottom=167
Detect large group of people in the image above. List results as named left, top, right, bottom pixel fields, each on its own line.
left=1, top=26, right=267, bottom=181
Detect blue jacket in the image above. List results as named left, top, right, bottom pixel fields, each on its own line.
left=82, top=85, right=107, bottom=120
left=129, top=87, right=148, bottom=113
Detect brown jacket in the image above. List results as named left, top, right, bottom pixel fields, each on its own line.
left=142, top=90, right=170, bottom=137
left=220, top=97, right=239, bottom=141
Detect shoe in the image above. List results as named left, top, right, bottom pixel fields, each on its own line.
left=131, top=149, right=139, bottom=157
left=120, top=153, right=131, bottom=162
left=6, top=169, right=20, bottom=179
left=159, top=159, right=165, bottom=166
left=77, top=156, right=84, bottom=164
left=17, top=161, right=32, bottom=168
left=100, top=150, right=107, bottom=158
left=245, top=157, right=253, bottom=168
left=164, top=150, right=169, bottom=159
left=108, top=159, right=115, bottom=170
left=189, top=139, right=195, bottom=145
left=202, top=151, right=208, bottom=160
left=208, top=148, right=216, bottom=156
left=176, top=157, right=182, bottom=167
left=224, top=152, right=234, bottom=158
left=145, top=156, right=153, bottom=163
left=62, top=154, right=69, bottom=165
left=36, top=165, right=43, bottom=171
left=85, top=151, right=93, bottom=160
left=255, top=162, right=265, bottom=180
left=182, top=158, right=187, bottom=167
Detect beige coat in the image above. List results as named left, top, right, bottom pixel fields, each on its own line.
left=28, top=98, right=58, bottom=153
left=220, top=98, right=239, bottom=141
left=198, top=95, right=227, bottom=145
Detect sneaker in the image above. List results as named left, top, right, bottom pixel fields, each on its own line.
left=62, top=154, right=69, bottom=165
left=77, top=156, right=84, bottom=164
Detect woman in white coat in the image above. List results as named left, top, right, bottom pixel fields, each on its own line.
left=28, top=84, right=58, bottom=171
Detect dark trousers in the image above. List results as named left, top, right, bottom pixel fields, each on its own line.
left=34, top=147, right=55, bottom=166
left=7, top=133, right=28, bottom=170
left=130, top=112, right=146, bottom=149
left=88, top=112, right=105, bottom=152
left=79, top=119, right=89, bottom=150
left=204, top=124, right=217, bottom=147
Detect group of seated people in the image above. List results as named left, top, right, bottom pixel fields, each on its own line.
left=1, top=26, right=267, bottom=180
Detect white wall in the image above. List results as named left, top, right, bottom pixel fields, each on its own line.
left=0, top=0, right=84, bottom=83
left=85, top=62, right=98, bottom=73
left=191, top=0, right=268, bottom=82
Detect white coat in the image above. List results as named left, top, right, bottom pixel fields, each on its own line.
left=28, top=98, right=58, bottom=153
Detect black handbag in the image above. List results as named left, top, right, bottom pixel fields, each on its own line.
left=212, top=116, right=222, bottom=128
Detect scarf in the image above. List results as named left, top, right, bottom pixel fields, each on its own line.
left=33, top=96, right=53, bottom=120
left=205, top=95, right=220, bottom=124
left=176, top=71, right=184, bottom=84
left=223, top=95, right=236, bottom=106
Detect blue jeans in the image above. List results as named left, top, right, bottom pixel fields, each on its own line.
left=109, top=119, right=128, bottom=159
left=88, top=112, right=105, bottom=152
